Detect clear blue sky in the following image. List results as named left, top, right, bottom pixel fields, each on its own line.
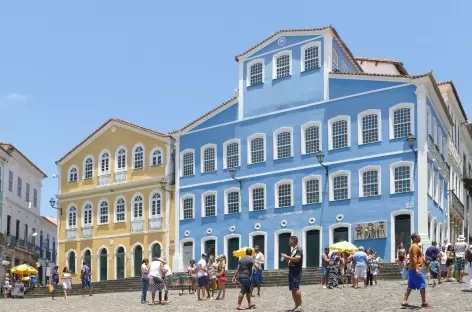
left=1, top=1, right=471, bottom=217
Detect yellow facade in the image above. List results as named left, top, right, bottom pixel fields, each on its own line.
left=56, top=119, right=175, bottom=283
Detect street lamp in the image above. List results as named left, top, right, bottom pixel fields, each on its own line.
left=407, top=134, right=417, bottom=158
left=229, top=167, right=242, bottom=189
left=49, top=197, right=62, bottom=216
left=316, top=151, right=328, bottom=176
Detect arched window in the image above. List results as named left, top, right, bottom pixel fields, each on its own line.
left=115, top=198, right=126, bottom=222
left=248, top=134, right=266, bottom=164
left=68, top=251, right=76, bottom=274
left=274, top=128, right=293, bottom=159
left=181, top=150, right=195, bottom=176
left=68, top=206, right=77, bottom=228
left=273, top=51, right=291, bottom=79
left=390, top=162, right=414, bottom=194
left=201, top=145, right=216, bottom=172
left=133, top=146, right=144, bottom=169
left=328, top=116, right=350, bottom=150
left=301, top=42, right=320, bottom=72
left=152, top=244, right=161, bottom=259
left=150, top=192, right=161, bottom=216
left=133, top=195, right=143, bottom=219
left=84, top=157, right=93, bottom=179
left=100, top=152, right=110, bottom=174
left=68, top=166, right=78, bottom=182
left=301, top=122, right=321, bottom=155
left=275, top=180, right=293, bottom=208
left=248, top=60, right=264, bottom=86
left=225, top=188, right=240, bottom=214
left=116, top=148, right=127, bottom=171
left=99, top=200, right=109, bottom=224
left=389, top=103, right=414, bottom=140
left=224, top=139, right=240, bottom=169
left=83, top=203, right=92, bottom=226
left=151, top=148, right=163, bottom=166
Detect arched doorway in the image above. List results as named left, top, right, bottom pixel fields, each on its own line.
left=152, top=244, right=161, bottom=259
left=205, top=239, right=216, bottom=258
left=433, top=219, right=438, bottom=243
left=68, top=251, right=76, bottom=274
left=333, top=227, right=348, bottom=243
left=84, top=250, right=92, bottom=273
left=99, top=249, right=107, bottom=281
left=227, top=237, right=240, bottom=270
left=395, top=214, right=411, bottom=251
left=134, top=245, right=143, bottom=277
left=306, top=229, right=320, bottom=267
left=252, top=234, right=265, bottom=268
left=278, top=233, right=291, bottom=269
left=182, top=241, right=194, bottom=268
left=116, top=247, right=125, bottom=279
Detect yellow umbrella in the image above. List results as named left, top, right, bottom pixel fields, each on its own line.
left=232, top=247, right=256, bottom=257
left=329, top=241, right=358, bottom=253
left=22, top=277, right=30, bottom=281
left=11, top=264, right=38, bottom=275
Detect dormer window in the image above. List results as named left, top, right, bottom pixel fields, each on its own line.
left=273, top=51, right=291, bottom=79
left=301, top=42, right=320, bottom=72
left=247, top=59, right=264, bottom=87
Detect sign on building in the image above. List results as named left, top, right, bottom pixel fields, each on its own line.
left=354, top=221, right=387, bottom=240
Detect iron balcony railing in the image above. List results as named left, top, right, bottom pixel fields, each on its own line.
left=449, top=191, right=465, bottom=220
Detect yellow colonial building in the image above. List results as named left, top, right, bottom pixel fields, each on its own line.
left=55, top=119, right=175, bottom=282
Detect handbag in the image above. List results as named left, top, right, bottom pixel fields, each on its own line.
left=48, top=284, right=54, bottom=293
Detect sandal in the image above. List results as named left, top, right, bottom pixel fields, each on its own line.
left=249, top=304, right=256, bottom=309
left=237, top=306, right=246, bottom=310
left=421, top=303, right=432, bottom=308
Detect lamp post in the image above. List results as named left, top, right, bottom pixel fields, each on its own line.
left=407, top=134, right=417, bottom=158
left=49, top=197, right=62, bottom=216
left=316, top=151, right=328, bottom=176
left=229, top=167, right=242, bottom=189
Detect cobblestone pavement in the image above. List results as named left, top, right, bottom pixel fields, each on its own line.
left=1, top=280, right=471, bottom=312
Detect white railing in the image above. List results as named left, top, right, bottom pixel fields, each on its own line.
left=81, top=226, right=93, bottom=239
left=131, top=220, right=144, bottom=233
left=114, top=171, right=127, bottom=183
left=148, top=216, right=163, bottom=231
left=98, top=173, right=111, bottom=186
left=66, top=228, right=77, bottom=241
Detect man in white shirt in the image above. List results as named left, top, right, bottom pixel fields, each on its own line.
left=250, top=246, right=265, bottom=297
left=197, top=253, right=210, bottom=300
left=454, top=235, right=468, bottom=283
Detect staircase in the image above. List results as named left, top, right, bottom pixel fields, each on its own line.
left=21, top=263, right=403, bottom=298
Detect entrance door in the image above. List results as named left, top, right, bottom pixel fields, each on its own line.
left=227, top=237, right=239, bottom=270
left=99, top=249, right=107, bottom=281
left=134, top=245, right=143, bottom=277
left=116, top=247, right=125, bottom=279
left=333, top=227, right=348, bottom=243
left=306, top=230, right=320, bottom=267
left=84, top=250, right=92, bottom=275
left=252, top=235, right=265, bottom=268
left=395, top=215, right=411, bottom=251
left=278, top=233, right=291, bottom=269
left=152, top=244, right=161, bottom=259
left=205, top=240, right=215, bottom=258
left=182, top=242, right=193, bottom=267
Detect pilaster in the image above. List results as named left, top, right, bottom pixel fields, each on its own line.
left=172, top=137, right=181, bottom=271
left=323, top=30, right=333, bottom=101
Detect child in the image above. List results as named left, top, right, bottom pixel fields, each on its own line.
left=430, top=256, right=439, bottom=287
left=371, top=253, right=381, bottom=286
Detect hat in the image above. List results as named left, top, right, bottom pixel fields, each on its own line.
left=358, top=246, right=365, bottom=251
left=158, top=257, right=167, bottom=264
left=202, top=253, right=208, bottom=258
left=458, top=235, right=465, bottom=242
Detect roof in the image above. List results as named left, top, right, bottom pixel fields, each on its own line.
left=234, top=25, right=363, bottom=72
left=56, top=118, right=169, bottom=164
left=437, top=81, right=467, bottom=121
left=0, top=143, right=48, bottom=178
left=41, top=216, right=57, bottom=226
left=355, top=57, right=409, bottom=75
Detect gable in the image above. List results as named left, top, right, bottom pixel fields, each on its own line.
left=247, top=34, right=323, bottom=60
left=192, top=102, right=239, bottom=131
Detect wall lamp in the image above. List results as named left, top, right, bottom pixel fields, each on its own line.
left=316, top=150, right=328, bottom=176
left=229, top=167, right=242, bottom=189
left=407, top=134, right=417, bottom=158
left=160, top=178, right=173, bottom=198
left=49, top=197, right=62, bottom=216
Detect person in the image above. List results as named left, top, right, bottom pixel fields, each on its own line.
left=425, top=241, right=439, bottom=285
left=232, top=248, right=259, bottom=310
left=439, top=246, right=447, bottom=283
left=81, top=261, right=92, bottom=297
left=187, top=260, right=198, bottom=294
left=281, top=236, right=303, bottom=312
left=401, top=233, right=431, bottom=308
left=453, top=235, right=468, bottom=283
left=159, top=257, right=171, bottom=305
left=321, top=248, right=330, bottom=288
left=350, top=246, right=367, bottom=288
left=396, top=243, right=407, bottom=273
left=327, top=259, right=339, bottom=289
left=62, top=267, right=71, bottom=299
left=207, top=255, right=217, bottom=299
left=466, top=244, right=472, bottom=290
left=216, top=255, right=227, bottom=300
left=50, top=266, right=59, bottom=300
left=446, top=244, right=454, bottom=281
left=371, top=252, right=381, bottom=286
left=197, top=253, right=210, bottom=300
left=366, top=251, right=374, bottom=287
left=141, top=258, right=149, bottom=304
left=429, top=256, right=439, bottom=287
left=148, top=257, right=166, bottom=305
left=250, top=245, right=264, bottom=297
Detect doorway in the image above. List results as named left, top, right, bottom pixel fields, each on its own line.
left=152, top=244, right=161, bottom=259
left=395, top=214, right=411, bottom=251
left=182, top=242, right=193, bottom=267
left=134, top=245, right=143, bottom=277
left=205, top=239, right=215, bottom=258
left=227, top=237, right=240, bottom=270
left=252, top=235, right=265, bottom=268
left=278, top=233, right=291, bottom=269
left=99, top=249, right=107, bottom=281
left=116, top=247, right=125, bottom=279
left=84, top=250, right=91, bottom=274
left=333, top=227, right=348, bottom=243
left=306, top=229, right=320, bottom=267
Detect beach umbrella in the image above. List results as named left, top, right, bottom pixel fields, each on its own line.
left=232, top=247, right=256, bottom=257
left=11, top=264, right=38, bottom=275
left=329, top=241, right=358, bottom=252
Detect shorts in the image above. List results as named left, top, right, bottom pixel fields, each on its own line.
left=288, top=270, right=302, bottom=291
left=440, top=264, right=447, bottom=273
left=407, top=269, right=426, bottom=290
left=446, top=259, right=453, bottom=267
left=197, top=276, right=209, bottom=288
left=251, top=269, right=264, bottom=285
left=321, top=266, right=328, bottom=276
left=456, top=257, right=466, bottom=270
left=51, top=281, right=58, bottom=290
left=354, top=266, right=366, bottom=279
left=430, top=271, right=438, bottom=279
left=239, top=276, right=251, bottom=294
left=81, top=280, right=91, bottom=289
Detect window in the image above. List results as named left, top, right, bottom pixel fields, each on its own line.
left=358, top=110, right=381, bottom=145
left=440, top=180, right=444, bottom=208
left=434, top=172, right=440, bottom=203
left=133, top=145, right=144, bottom=169
left=100, top=151, right=110, bottom=174
left=301, top=42, right=320, bottom=72
left=427, top=107, right=432, bottom=137
left=274, top=51, right=291, bottom=79
left=330, top=171, right=350, bottom=201
left=8, top=170, right=13, bottom=192
left=248, top=134, right=266, bottom=164
left=69, top=166, right=78, bottom=182
left=225, top=188, right=240, bottom=214
left=359, top=167, right=381, bottom=197
left=181, top=150, right=194, bottom=176
left=428, top=163, right=433, bottom=197
left=33, top=189, right=37, bottom=208
left=98, top=200, right=109, bottom=224
left=302, top=122, right=321, bottom=154
left=150, top=192, right=161, bottom=216
left=202, top=192, right=216, bottom=217
left=247, top=59, right=264, bottom=86
left=224, top=139, right=240, bottom=169
left=390, top=162, right=413, bottom=194
left=6, top=215, right=11, bottom=236
left=24, top=224, right=28, bottom=241
left=25, top=183, right=30, bottom=202
left=133, top=195, right=144, bottom=219
left=332, top=48, right=339, bottom=71
left=389, top=103, right=414, bottom=139
left=84, top=157, right=93, bottom=179
left=116, top=148, right=127, bottom=171
left=15, top=220, right=20, bottom=238
left=83, top=203, right=92, bottom=226
left=303, top=176, right=321, bottom=204
left=437, top=175, right=443, bottom=207
left=274, top=128, right=293, bottom=159
left=275, top=180, right=293, bottom=208
left=67, top=206, right=77, bottom=228
left=115, top=198, right=126, bottom=222
left=181, top=195, right=194, bottom=220
left=249, top=184, right=266, bottom=211
left=329, top=116, right=350, bottom=150
left=201, top=144, right=216, bottom=172
left=151, top=148, right=163, bottom=166
left=17, top=177, right=22, bottom=198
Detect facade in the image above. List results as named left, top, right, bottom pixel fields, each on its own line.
left=56, top=119, right=175, bottom=283
left=38, top=216, right=58, bottom=284
left=0, top=147, right=7, bottom=278
left=172, top=26, right=454, bottom=271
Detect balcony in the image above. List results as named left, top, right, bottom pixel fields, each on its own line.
left=448, top=137, right=462, bottom=169
left=114, top=171, right=127, bottom=183
left=66, top=228, right=77, bottom=241
left=98, top=173, right=111, bottom=186
left=149, top=216, right=163, bottom=231
left=131, top=219, right=144, bottom=233
left=81, top=226, right=93, bottom=239
left=449, top=191, right=465, bottom=220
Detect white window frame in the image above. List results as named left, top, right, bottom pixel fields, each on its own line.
left=83, top=156, right=94, bottom=180
left=332, top=48, right=339, bottom=71
left=114, top=196, right=126, bottom=223
left=249, top=183, right=267, bottom=211
left=223, top=139, right=241, bottom=169
left=82, top=201, right=93, bottom=227
left=201, top=191, right=217, bottom=217
left=246, top=58, right=264, bottom=87
left=329, top=170, right=351, bottom=201
left=438, top=132, right=443, bottom=154
left=427, top=107, right=432, bottom=137
left=66, top=204, right=77, bottom=229
left=428, top=163, right=433, bottom=197
left=434, top=172, right=440, bottom=203
left=302, top=175, right=322, bottom=205
left=357, top=109, right=381, bottom=145
left=301, top=41, right=321, bottom=72
left=149, top=190, right=162, bottom=217
left=201, top=144, right=217, bottom=173
left=301, top=121, right=322, bottom=155
left=432, top=118, right=437, bottom=143
left=247, top=133, right=266, bottom=165
left=131, top=193, right=144, bottom=221
left=272, top=50, right=292, bottom=80
left=115, top=146, right=128, bottom=172
left=180, top=194, right=195, bottom=220
left=273, top=127, right=294, bottom=160
left=390, top=161, right=414, bottom=194
left=440, top=180, right=445, bottom=209
left=275, top=179, right=294, bottom=208
left=358, top=166, right=381, bottom=197
left=132, top=143, right=145, bottom=170
left=150, top=147, right=164, bottom=167
left=224, top=187, right=241, bottom=214
left=99, top=149, right=111, bottom=175
left=328, top=115, right=351, bottom=150
left=180, top=149, right=195, bottom=177
left=97, top=198, right=109, bottom=225
left=68, top=165, right=79, bottom=182
left=389, top=103, right=415, bottom=140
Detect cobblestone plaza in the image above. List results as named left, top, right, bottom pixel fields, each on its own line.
left=1, top=280, right=471, bottom=312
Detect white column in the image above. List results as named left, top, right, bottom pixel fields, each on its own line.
left=323, top=30, right=333, bottom=101
left=238, top=61, right=244, bottom=120
left=172, top=137, right=181, bottom=271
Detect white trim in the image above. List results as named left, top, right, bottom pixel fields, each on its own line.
left=428, top=163, right=433, bottom=197
left=224, top=187, right=241, bottom=214
left=358, top=166, right=382, bottom=197
left=328, top=115, right=351, bottom=150
left=302, top=175, right=322, bottom=204
left=131, top=192, right=145, bottom=221
left=180, top=149, right=195, bottom=177
left=65, top=249, right=78, bottom=274
left=389, top=102, right=415, bottom=140
left=301, top=41, right=321, bottom=72
left=97, top=245, right=109, bottom=282
left=224, top=234, right=241, bottom=269
left=132, top=143, right=145, bottom=170
left=323, top=32, right=333, bottom=101
left=200, top=144, right=217, bottom=173
left=329, top=223, right=352, bottom=245
left=149, top=146, right=164, bottom=167
left=81, top=247, right=93, bottom=263
left=357, top=109, right=382, bottom=145
left=248, top=231, right=268, bottom=269
left=247, top=133, right=266, bottom=165
left=427, top=107, right=432, bottom=136
left=114, top=244, right=127, bottom=280
left=67, top=165, right=79, bottom=182
left=246, top=58, right=265, bottom=87
left=180, top=194, right=195, bottom=220
left=115, top=145, right=128, bottom=172
left=272, top=50, right=292, bottom=80
left=302, top=225, right=322, bottom=269
left=201, top=236, right=218, bottom=256
left=131, top=243, right=144, bottom=277
left=274, top=229, right=294, bottom=269
left=273, top=127, right=294, bottom=159
left=301, top=121, right=322, bottom=155
left=180, top=238, right=195, bottom=269
left=98, top=149, right=111, bottom=175
left=114, top=196, right=127, bottom=223
left=82, top=201, right=93, bottom=226
left=390, top=161, right=415, bottom=194
left=223, top=139, right=241, bottom=169
left=97, top=198, right=110, bottom=225
left=275, top=179, right=294, bottom=208
left=66, top=203, right=78, bottom=229
left=390, top=209, right=415, bottom=262
left=329, top=170, right=351, bottom=201
left=149, top=240, right=163, bottom=259
left=149, top=189, right=163, bottom=217
left=201, top=190, right=218, bottom=217
left=249, top=183, right=267, bottom=211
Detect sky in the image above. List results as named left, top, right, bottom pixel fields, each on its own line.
left=0, top=0, right=471, bottom=217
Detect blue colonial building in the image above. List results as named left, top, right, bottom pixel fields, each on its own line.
left=172, top=26, right=452, bottom=271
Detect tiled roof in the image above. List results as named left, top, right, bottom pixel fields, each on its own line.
left=437, top=81, right=467, bottom=121
left=42, top=216, right=57, bottom=226
left=234, top=26, right=363, bottom=72
left=0, top=142, right=47, bottom=178
left=56, top=118, right=169, bottom=164
left=355, top=57, right=409, bottom=75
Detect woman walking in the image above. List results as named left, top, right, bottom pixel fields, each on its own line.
left=446, top=245, right=454, bottom=281
left=216, top=255, right=227, bottom=300
left=50, top=266, right=59, bottom=300
left=187, top=260, right=198, bottom=294
left=396, top=243, right=406, bottom=273
left=207, top=256, right=218, bottom=300
left=62, top=267, right=72, bottom=299
left=148, top=257, right=166, bottom=305
left=159, top=257, right=171, bottom=305
left=141, top=258, right=149, bottom=304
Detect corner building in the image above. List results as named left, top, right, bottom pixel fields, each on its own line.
left=173, top=26, right=453, bottom=271
left=56, top=119, right=175, bottom=282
